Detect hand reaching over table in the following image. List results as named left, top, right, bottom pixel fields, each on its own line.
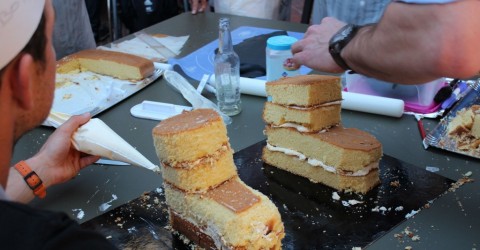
left=291, top=17, right=346, bottom=74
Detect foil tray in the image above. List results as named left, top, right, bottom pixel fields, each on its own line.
left=424, top=80, right=480, bottom=159
left=82, top=140, right=454, bottom=249
left=46, top=67, right=163, bottom=125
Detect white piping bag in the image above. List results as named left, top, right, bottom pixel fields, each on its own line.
left=72, top=118, right=159, bottom=172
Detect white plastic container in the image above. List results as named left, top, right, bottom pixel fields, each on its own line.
left=266, top=35, right=300, bottom=81
left=345, top=72, right=445, bottom=108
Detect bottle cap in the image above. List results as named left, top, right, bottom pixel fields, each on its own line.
left=267, top=35, right=298, bottom=50
left=0, top=0, right=45, bottom=69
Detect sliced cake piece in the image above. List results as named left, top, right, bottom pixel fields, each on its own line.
left=266, top=74, right=342, bottom=106
left=153, top=108, right=229, bottom=164
left=447, top=105, right=480, bottom=135
left=263, top=147, right=380, bottom=194
left=264, top=126, right=382, bottom=172
left=165, top=178, right=284, bottom=250
left=56, top=49, right=154, bottom=80
left=153, top=109, right=237, bottom=192
left=263, top=101, right=341, bottom=132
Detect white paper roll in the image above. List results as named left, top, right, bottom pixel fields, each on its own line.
left=341, top=91, right=404, bottom=117
left=208, top=75, right=267, bottom=97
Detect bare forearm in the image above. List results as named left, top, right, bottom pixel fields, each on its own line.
left=343, top=1, right=480, bottom=84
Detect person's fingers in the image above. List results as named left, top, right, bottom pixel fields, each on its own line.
left=60, top=113, right=91, bottom=134
left=190, top=0, right=199, bottom=14
left=291, top=51, right=305, bottom=67
left=291, top=40, right=303, bottom=54
left=79, top=155, right=101, bottom=169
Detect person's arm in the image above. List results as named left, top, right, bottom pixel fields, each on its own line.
left=346, top=0, right=480, bottom=83
left=292, top=0, right=480, bottom=84
left=6, top=113, right=100, bottom=203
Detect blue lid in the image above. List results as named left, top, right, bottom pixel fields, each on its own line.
left=267, top=35, right=298, bottom=50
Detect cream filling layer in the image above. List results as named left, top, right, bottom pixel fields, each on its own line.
left=162, top=144, right=230, bottom=169
left=275, top=123, right=312, bottom=133
left=273, top=123, right=332, bottom=133
left=288, top=100, right=342, bottom=110
left=266, top=143, right=378, bottom=176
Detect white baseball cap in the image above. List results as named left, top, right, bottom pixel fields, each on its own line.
left=0, top=0, right=46, bottom=69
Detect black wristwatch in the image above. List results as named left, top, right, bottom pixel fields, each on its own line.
left=328, top=24, right=360, bottom=70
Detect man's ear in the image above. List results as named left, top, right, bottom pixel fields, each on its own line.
left=11, top=54, right=35, bottom=110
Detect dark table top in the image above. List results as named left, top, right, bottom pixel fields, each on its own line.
left=12, top=12, right=480, bottom=249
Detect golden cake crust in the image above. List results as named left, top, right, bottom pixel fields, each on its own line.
left=56, top=49, right=154, bottom=80
left=263, top=101, right=341, bottom=132
left=263, top=147, right=380, bottom=194
left=165, top=179, right=284, bottom=250
left=153, top=109, right=229, bottom=163
left=153, top=109, right=223, bottom=135
left=266, top=74, right=342, bottom=106
left=314, top=126, right=381, bottom=152
left=265, top=126, right=382, bottom=171
left=161, top=144, right=238, bottom=193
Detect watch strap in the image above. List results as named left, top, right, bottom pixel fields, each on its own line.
left=14, top=161, right=46, bottom=198
left=329, top=24, right=360, bottom=70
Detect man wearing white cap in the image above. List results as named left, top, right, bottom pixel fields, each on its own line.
left=0, top=0, right=117, bottom=248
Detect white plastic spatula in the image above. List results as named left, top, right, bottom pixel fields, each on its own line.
left=72, top=118, right=160, bottom=172
left=163, top=70, right=232, bottom=125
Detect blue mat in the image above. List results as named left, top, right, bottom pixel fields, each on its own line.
left=169, top=26, right=311, bottom=81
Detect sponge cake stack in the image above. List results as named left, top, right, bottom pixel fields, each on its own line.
left=262, top=75, right=382, bottom=194
left=153, top=109, right=284, bottom=249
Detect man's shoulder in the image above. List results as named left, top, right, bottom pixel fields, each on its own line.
left=0, top=200, right=117, bottom=249
left=0, top=199, right=70, bottom=227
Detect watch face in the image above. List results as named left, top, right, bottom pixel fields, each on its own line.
left=329, top=24, right=358, bottom=70
left=332, top=25, right=353, bottom=43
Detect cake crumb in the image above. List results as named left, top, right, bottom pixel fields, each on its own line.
left=405, top=209, right=419, bottom=219
left=332, top=192, right=341, bottom=201
left=390, top=180, right=400, bottom=187
left=448, top=176, right=474, bottom=192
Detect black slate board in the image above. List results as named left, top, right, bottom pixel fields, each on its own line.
left=82, top=140, right=454, bottom=249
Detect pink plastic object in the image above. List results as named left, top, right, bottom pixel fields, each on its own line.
left=345, top=72, right=446, bottom=114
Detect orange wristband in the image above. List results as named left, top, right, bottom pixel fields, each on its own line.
left=14, top=161, right=46, bottom=199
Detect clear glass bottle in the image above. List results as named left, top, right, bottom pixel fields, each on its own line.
left=214, top=17, right=242, bottom=116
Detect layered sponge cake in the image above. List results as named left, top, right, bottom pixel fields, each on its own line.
left=263, top=75, right=342, bottom=132
left=263, top=126, right=382, bottom=193
left=263, top=75, right=382, bottom=193
left=57, top=49, right=154, bottom=80
left=153, top=108, right=237, bottom=192
left=152, top=109, right=284, bottom=249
